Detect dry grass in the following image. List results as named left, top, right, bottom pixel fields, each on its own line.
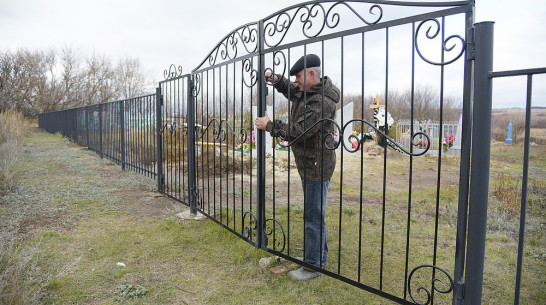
left=0, top=110, right=25, bottom=195
left=492, top=108, right=546, bottom=144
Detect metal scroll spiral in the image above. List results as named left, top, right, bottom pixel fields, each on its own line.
left=195, top=118, right=248, bottom=145
left=163, top=121, right=188, bottom=137
left=243, top=211, right=257, bottom=240
left=192, top=74, right=201, bottom=97
left=265, top=218, right=286, bottom=252
left=193, top=185, right=204, bottom=210
left=242, top=58, right=258, bottom=88
left=408, top=265, right=454, bottom=305
left=415, top=18, right=465, bottom=66
left=207, top=24, right=258, bottom=67
left=264, top=51, right=287, bottom=86
left=242, top=212, right=286, bottom=252
left=164, top=64, right=183, bottom=80
left=274, top=118, right=431, bottom=156
left=264, top=2, right=382, bottom=47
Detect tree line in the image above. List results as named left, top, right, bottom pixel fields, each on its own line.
left=345, top=85, right=462, bottom=123
left=0, top=47, right=152, bottom=117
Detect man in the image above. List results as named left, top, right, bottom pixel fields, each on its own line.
left=255, top=54, right=340, bottom=281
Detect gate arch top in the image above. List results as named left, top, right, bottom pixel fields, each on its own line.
left=192, top=0, right=473, bottom=72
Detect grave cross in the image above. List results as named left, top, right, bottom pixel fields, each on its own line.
left=370, top=95, right=383, bottom=109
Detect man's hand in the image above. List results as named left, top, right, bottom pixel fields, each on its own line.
left=255, top=112, right=270, bottom=131
left=265, top=72, right=278, bottom=83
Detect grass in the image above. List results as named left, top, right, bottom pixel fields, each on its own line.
left=1, top=127, right=544, bottom=304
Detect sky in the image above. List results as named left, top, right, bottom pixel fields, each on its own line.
left=1, top=0, right=545, bottom=108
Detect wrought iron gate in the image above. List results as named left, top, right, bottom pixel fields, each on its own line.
left=159, top=1, right=477, bottom=304
left=37, top=1, right=546, bottom=304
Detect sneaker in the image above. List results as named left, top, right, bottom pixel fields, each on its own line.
left=287, top=267, right=322, bottom=281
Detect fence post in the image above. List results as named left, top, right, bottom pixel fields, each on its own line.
left=85, top=107, right=90, bottom=148
left=99, top=103, right=104, bottom=159
left=452, top=11, right=474, bottom=305
left=187, top=75, right=197, bottom=216
left=256, top=19, right=267, bottom=249
left=464, top=21, right=494, bottom=304
left=120, top=100, right=126, bottom=170
left=156, top=87, right=164, bottom=192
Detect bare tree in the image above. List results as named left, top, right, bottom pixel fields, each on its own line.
left=115, top=56, right=147, bottom=100
left=82, top=53, right=117, bottom=105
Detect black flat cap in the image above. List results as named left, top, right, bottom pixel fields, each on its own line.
left=289, top=54, right=320, bottom=76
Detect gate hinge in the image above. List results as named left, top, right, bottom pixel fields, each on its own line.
left=466, top=26, right=475, bottom=60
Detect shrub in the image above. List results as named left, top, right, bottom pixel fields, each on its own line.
left=491, top=172, right=521, bottom=219
left=0, top=110, right=25, bottom=195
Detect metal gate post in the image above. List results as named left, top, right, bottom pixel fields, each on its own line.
left=156, top=87, right=165, bottom=192
left=120, top=100, right=126, bottom=170
left=452, top=10, right=475, bottom=305
left=187, top=75, right=197, bottom=216
left=256, top=19, right=267, bottom=248
left=464, top=21, right=494, bottom=304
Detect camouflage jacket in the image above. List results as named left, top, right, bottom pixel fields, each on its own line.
left=266, top=75, right=340, bottom=181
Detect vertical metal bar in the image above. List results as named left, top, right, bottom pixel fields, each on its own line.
left=257, top=19, right=267, bottom=248
left=286, top=48, right=291, bottom=255
left=358, top=31, right=365, bottom=283
left=188, top=75, right=197, bottom=216
left=219, top=66, right=223, bottom=223
left=513, top=74, right=532, bottom=305
left=380, top=26, right=389, bottom=290
left=213, top=69, right=216, bottom=218
left=99, top=103, right=103, bottom=159
left=218, top=67, right=223, bottom=222
left=453, top=9, right=475, bottom=305
left=464, top=21, right=494, bottom=304
left=156, top=87, right=164, bottom=193
left=86, top=106, right=90, bottom=148
left=240, top=65, right=245, bottom=234
left=403, top=22, right=416, bottom=299
left=232, top=63, right=236, bottom=231
left=431, top=16, right=447, bottom=305
left=337, top=37, right=344, bottom=275
left=121, top=100, right=126, bottom=170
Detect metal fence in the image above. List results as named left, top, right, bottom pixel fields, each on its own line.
left=37, top=1, right=546, bottom=304
left=39, top=94, right=158, bottom=178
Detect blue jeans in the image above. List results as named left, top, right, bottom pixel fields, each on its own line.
left=302, top=179, right=329, bottom=268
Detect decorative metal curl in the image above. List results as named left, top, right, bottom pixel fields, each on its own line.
left=265, top=218, right=286, bottom=252
left=193, top=185, right=204, bottom=210
left=192, top=74, right=201, bottom=97
left=415, top=18, right=465, bottom=66
left=264, top=2, right=383, bottom=47
left=274, top=118, right=341, bottom=151
left=242, top=58, right=258, bottom=88
left=243, top=211, right=258, bottom=239
left=342, top=119, right=430, bottom=156
left=264, top=51, right=287, bottom=86
left=195, top=23, right=258, bottom=70
left=160, top=122, right=170, bottom=136
left=164, top=64, right=183, bottom=80
left=274, top=118, right=431, bottom=156
left=168, top=121, right=178, bottom=135
left=408, top=264, right=454, bottom=305
left=325, top=2, right=382, bottom=28
left=195, top=118, right=248, bottom=144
